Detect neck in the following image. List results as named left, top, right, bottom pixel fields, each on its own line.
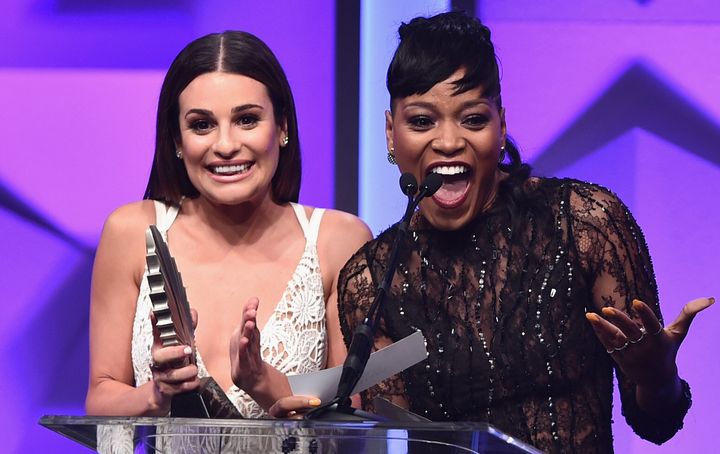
left=182, top=191, right=287, bottom=245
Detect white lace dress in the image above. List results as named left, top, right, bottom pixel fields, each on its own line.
left=97, top=201, right=328, bottom=453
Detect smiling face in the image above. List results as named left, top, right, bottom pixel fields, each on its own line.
left=386, top=69, right=506, bottom=231
left=176, top=71, right=287, bottom=207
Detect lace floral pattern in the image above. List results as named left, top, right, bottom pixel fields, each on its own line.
left=338, top=178, right=690, bottom=454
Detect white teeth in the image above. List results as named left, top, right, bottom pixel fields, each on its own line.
left=431, top=165, right=469, bottom=176
left=210, top=163, right=251, bottom=175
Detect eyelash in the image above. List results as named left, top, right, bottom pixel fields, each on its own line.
left=463, top=114, right=489, bottom=129
left=408, top=116, right=434, bottom=130
left=236, top=114, right=259, bottom=127
left=189, top=119, right=213, bottom=133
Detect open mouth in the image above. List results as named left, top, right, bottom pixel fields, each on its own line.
left=429, top=164, right=471, bottom=208
left=208, top=162, right=253, bottom=176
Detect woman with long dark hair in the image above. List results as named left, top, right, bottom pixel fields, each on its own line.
left=86, top=31, right=370, bottom=427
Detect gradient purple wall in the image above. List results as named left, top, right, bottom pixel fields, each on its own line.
left=0, top=1, right=334, bottom=452
left=482, top=1, right=720, bottom=452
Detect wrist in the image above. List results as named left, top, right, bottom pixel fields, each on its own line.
left=145, top=381, right=171, bottom=416
left=636, top=373, right=682, bottom=413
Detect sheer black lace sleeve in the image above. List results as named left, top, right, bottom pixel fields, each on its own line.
left=337, top=232, right=410, bottom=412
left=568, top=182, right=691, bottom=444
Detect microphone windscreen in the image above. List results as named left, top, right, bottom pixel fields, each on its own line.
left=399, top=173, right=418, bottom=196
left=421, top=173, right=443, bottom=196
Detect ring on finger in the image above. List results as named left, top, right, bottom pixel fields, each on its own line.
left=629, top=326, right=646, bottom=344
left=606, top=340, right=630, bottom=354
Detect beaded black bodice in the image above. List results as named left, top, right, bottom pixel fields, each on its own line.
left=338, top=178, right=690, bottom=453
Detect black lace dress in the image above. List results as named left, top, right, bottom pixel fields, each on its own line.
left=338, top=178, right=690, bottom=453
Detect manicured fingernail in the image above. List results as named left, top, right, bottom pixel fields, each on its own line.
left=632, top=299, right=642, bottom=307
left=309, top=398, right=321, bottom=407
left=184, top=346, right=192, bottom=355
left=601, top=307, right=614, bottom=316
left=709, top=297, right=715, bottom=305
left=585, top=313, right=598, bottom=322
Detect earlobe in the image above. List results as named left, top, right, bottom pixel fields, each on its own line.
left=279, top=119, right=289, bottom=147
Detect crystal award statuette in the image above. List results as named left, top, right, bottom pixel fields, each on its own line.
left=145, top=225, right=242, bottom=419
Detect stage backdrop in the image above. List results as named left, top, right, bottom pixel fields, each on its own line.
left=359, top=1, right=719, bottom=453
left=1, top=0, right=718, bottom=452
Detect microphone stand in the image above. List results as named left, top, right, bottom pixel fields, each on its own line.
left=305, top=173, right=442, bottom=421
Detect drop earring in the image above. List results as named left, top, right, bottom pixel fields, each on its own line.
left=387, top=147, right=397, bottom=165
left=498, top=145, right=506, bottom=163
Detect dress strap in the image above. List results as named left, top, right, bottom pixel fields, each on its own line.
left=290, top=202, right=324, bottom=247
left=306, top=208, right=324, bottom=246
left=152, top=200, right=181, bottom=235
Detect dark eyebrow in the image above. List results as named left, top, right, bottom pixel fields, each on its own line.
left=403, top=98, right=492, bottom=113
left=458, top=99, right=492, bottom=110
left=183, top=104, right=264, bottom=118
left=231, top=104, right=264, bottom=114
left=184, top=108, right=213, bottom=118
left=403, top=101, right=435, bottom=111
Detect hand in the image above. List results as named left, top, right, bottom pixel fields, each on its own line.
left=268, top=396, right=322, bottom=419
left=229, top=297, right=266, bottom=391
left=586, top=297, right=714, bottom=389
left=149, top=308, right=201, bottom=413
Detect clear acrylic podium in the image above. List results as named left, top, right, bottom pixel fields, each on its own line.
left=40, top=415, right=542, bottom=453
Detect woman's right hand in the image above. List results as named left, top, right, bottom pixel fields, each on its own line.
left=148, top=309, right=201, bottom=413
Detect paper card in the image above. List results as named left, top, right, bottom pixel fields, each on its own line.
left=288, top=330, right=427, bottom=404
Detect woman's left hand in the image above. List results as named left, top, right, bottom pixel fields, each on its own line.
left=268, top=395, right=322, bottom=419
left=586, top=297, right=714, bottom=389
left=229, top=297, right=266, bottom=391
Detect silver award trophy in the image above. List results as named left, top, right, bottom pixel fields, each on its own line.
left=145, top=225, right=242, bottom=418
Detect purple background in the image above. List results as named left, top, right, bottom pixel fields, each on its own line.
left=1, top=0, right=718, bottom=452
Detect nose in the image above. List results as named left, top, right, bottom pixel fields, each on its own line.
left=431, top=123, right=464, bottom=155
left=212, top=124, right=239, bottom=157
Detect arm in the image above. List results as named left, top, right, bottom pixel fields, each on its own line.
left=86, top=202, right=199, bottom=416
left=570, top=183, right=707, bottom=443
left=337, top=233, right=411, bottom=412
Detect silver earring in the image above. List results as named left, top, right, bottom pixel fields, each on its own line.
left=176, top=149, right=183, bottom=159
left=498, top=145, right=506, bottom=163
left=281, top=136, right=289, bottom=147
left=387, top=147, right=397, bottom=165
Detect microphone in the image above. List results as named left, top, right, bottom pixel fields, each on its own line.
left=419, top=172, right=443, bottom=197
left=399, top=172, right=418, bottom=197
left=307, top=172, right=443, bottom=419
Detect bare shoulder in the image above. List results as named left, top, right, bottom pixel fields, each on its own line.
left=101, top=200, right=157, bottom=237
left=313, top=208, right=373, bottom=274
left=318, top=208, right=372, bottom=242
left=95, top=200, right=158, bottom=282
